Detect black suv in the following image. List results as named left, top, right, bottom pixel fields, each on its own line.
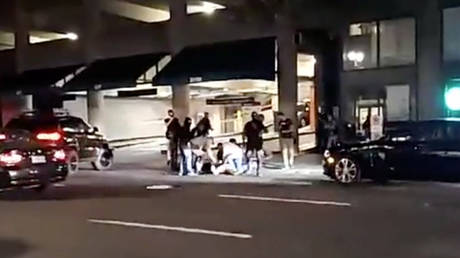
left=5, top=111, right=114, bottom=173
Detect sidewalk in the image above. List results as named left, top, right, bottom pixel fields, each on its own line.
left=109, top=144, right=328, bottom=184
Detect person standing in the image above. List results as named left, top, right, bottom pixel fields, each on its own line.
left=278, top=112, right=295, bottom=169
left=198, top=112, right=213, bottom=136
left=324, top=113, right=338, bottom=148
left=178, top=117, right=193, bottom=176
left=243, top=112, right=265, bottom=174
left=165, top=109, right=181, bottom=171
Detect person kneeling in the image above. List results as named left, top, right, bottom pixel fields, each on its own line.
left=212, top=139, right=244, bottom=175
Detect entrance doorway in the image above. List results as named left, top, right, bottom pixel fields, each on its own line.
left=355, top=99, right=384, bottom=136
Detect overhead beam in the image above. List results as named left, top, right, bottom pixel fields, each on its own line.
left=99, top=0, right=170, bottom=23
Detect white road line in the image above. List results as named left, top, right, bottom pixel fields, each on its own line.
left=88, top=219, right=252, bottom=239
left=218, top=194, right=351, bottom=207
left=146, top=185, right=173, bottom=190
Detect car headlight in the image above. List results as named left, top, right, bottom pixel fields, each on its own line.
left=324, top=150, right=331, bottom=158
left=326, top=157, right=335, bottom=164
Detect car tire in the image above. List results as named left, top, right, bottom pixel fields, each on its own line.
left=67, top=150, right=80, bottom=175
left=334, top=157, right=361, bottom=184
left=91, top=148, right=113, bottom=171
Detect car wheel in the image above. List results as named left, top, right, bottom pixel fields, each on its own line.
left=92, top=148, right=113, bottom=171
left=67, top=150, right=80, bottom=175
left=334, top=157, right=361, bottom=184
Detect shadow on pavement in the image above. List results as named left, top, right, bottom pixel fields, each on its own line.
left=0, top=238, right=31, bottom=258
left=0, top=184, right=170, bottom=202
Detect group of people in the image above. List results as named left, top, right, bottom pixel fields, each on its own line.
left=164, top=110, right=213, bottom=176
left=164, top=109, right=297, bottom=176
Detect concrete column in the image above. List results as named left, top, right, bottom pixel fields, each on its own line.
left=14, top=0, right=29, bottom=74
left=87, top=90, right=104, bottom=131
left=169, top=0, right=189, bottom=122
left=417, top=1, right=443, bottom=120
left=83, top=0, right=102, bottom=63
left=172, top=84, right=190, bottom=122
left=276, top=16, right=298, bottom=149
left=169, top=0, right=187, bottom=55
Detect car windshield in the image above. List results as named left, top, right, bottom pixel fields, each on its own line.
left=6, top=117, right=59, bottom=133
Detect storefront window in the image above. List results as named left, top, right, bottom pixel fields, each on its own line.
left=380, top=18, right=416, bottom=66
left=444, top=7, right=460, bottom=62
left=343, top=22, right=378, bottom=70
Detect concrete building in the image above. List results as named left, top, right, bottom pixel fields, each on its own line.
left=0, top=0, right=459, bottom=142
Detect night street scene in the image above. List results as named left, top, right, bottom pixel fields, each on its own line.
left=2, top=0, right=460, bottom=257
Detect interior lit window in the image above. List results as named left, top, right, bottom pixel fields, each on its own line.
left=343, top=22, right=378, bottom=70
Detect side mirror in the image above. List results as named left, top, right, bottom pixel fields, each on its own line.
left=93, top=126, right=99, bottom=133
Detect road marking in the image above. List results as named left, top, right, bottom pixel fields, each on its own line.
left=146, top=185, right=173, bottom=190
left=218, top=194, right=351, bottom=207
left=88, top=219, right=252, bottom=239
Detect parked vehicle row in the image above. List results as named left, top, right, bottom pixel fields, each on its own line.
left=324, top=119, right=460, bottom=184
left=0, top=110, right=113, bottom=192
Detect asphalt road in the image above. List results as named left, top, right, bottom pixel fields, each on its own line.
left=1, top=145, right=460, bottom=258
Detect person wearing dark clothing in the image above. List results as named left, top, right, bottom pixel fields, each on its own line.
left=243, top=112, right=265, bottom=174
left=363, top=114, right=371, bottom=140
left=165, top=110, right=181, bottom=171
left=178, top=117, right=193, bottom=176
left=278, top=112, right=295, bottom=169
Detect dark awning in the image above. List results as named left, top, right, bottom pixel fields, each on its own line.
left=64, top=53, right=166, bottom=91
left=0, top=65, right=83, bottom=93
left=153, top=37, right=276, bottom=85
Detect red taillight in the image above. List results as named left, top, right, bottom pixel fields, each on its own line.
left=36, top=132, right=62, bottom=141
left=0, top=134, right=6, bottom=141
left=0, top=150, right=23, bottom=166
left=53, top=150, right=66, bottom=161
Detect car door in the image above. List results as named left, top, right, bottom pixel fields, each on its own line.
left=60, top=117, right=93, bottom=159
left=437, top=121, right=460, bottom=181
left=74, top=118, right=100, bottom=160
left=411, top=122, right=446, bottom=181
left=384, top=130, right=421, bottom=180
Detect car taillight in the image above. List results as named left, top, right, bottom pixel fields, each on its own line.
left=36, top=132, right=62, bottom=141
left=0, top=150, right=23, bottom=166
left=0, top=134, right=6, bottom=141
left=53, top=150, right=66, bottom=161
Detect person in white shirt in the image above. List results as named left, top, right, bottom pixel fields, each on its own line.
left=212, top=139, right=244, bottom=175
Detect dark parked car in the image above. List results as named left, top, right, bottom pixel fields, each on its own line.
left=5, top=111, right=113, bottom=174
left=0, top=129, right=68, bottom=191
left=323, top=119, right=460, bottom=184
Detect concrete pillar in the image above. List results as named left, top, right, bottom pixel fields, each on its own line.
left=169, top=0, right=189, bottom=122
left=83, top=0, right=102, bottom=63
left=0, top=94, right=33, bottom=126
left=172, top=84, right=190, bottom=122
left=276, top=16, right=298, bottom=149
left=87, top=90, right=104, bottom=131
left=169, top=0, right=187, bottom=55
left=14, top=0, right=29, bottom=74
left=417, top=1, right=443, bottom=120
